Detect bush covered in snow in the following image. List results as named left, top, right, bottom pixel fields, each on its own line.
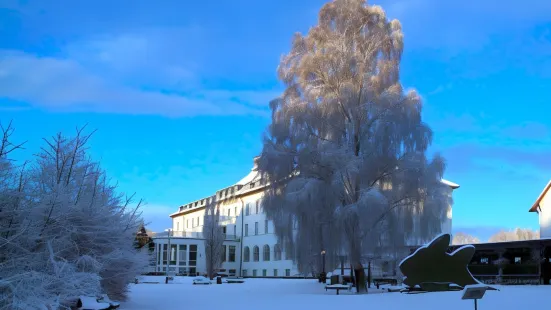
left=0, top=122, right=148, bottom=309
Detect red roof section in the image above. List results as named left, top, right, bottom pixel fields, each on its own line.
left=529, top=180, right=551, bottom=212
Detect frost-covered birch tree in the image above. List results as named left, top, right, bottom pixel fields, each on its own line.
left=0, top=123, right=148, bottom=309
left=202, top=199, right=224, bottom=279
left=258, top=0, right=451, bottom=293
left=452, top=232, right=481, bottom=245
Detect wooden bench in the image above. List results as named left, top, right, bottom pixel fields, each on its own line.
left=325, top=284, right=352, bottom=295
left=77, top=296, right=110, bottom=310
left=419, top=282, right=455, bottom=292
left=374, top=278, right=398, bottom=289
left=226, top=278, right=245, bottom=284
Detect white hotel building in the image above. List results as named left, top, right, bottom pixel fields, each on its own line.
left=152, top=157, right=459, bottom=278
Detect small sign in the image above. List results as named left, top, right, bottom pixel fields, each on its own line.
left=461, top=285, right=488, bottom=300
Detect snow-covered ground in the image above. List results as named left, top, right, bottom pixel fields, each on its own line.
left=122, top=276, right=550, bottom=310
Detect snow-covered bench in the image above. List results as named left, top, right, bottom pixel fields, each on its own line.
left=77, top=296, right=110, bottom=310
left=325, top=283, right=352, bottom=295
left=226, top=278, right=245, bottom=284
left=98, top=294, right=120, bottom=309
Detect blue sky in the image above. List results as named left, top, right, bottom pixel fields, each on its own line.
left=1, top=0, right=550, bottom=240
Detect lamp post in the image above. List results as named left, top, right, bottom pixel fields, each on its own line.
left=165, top=228, right=172, bottom=284
left=320, top=250, right=326, bottom=283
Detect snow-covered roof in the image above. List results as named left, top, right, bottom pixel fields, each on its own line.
left=441, top=179, right=460, bottom=189
left=529, top=180, right=551, bottom=213
left=236, top=169, right=259, bottom=185
left=170, top=157, right=460, bottom=217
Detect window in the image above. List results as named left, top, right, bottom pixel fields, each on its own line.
left=263, top=245, right=270, bottom=261
left=253, top=246, right=259, bottom=262
left=274, top=269, right=278, bottom=277
left=229, top=269, right=236, bottom=276
left=246, top=203, right=250, bottom=216
left=480, top=257, right=489, bottom=264
left=162, top=244, right=167, bottom=264
left=255, top=222, right=258, bottom=235
left=264, top=220, right=268, bottom=234
left=187, top=219, right=189, bottom=228
left=243, top=247, right=250, bottom=262
left=245, top=224, right=249, bottom=236
left=262, top=269, right=267, bottom=277
left=274, top=244, right=282, bottom=261
left=222, top=226, right=227, bottom=234
left=285, top=269, right=291, bottom=277
left=229, top=246, right=236, bottom=262
left=243, top=270, right=248, bottom=277
left=189, top=245, right=197, bottom=267
left=255, top=200, right=259, bottom=214
left=253, top=269, right=257, bottom=277
left=170, top=245, right=177, bottom=265
left=285, top=248, right=292, bottom=260
left=250, top=182, right=255, bottom=189
left=177, top=222, right=180, bottom=231
left=178, top=245, right=187, bottom=266
left=234, top=207, right=237, bottom=217
left=227, top=209, right=230, bottom=217
left=222, top=245, right=226, bottom=262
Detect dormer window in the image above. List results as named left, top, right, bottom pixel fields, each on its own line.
left=250, top=182, right=255, bottom=189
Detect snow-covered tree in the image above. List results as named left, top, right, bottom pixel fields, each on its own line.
left=452, top=232, right=481, bottom=245
left=202, top=198, right=224, bottom=279
left=258, top=0, right=451, bottom=293
left=0, top=123, right=148, bottom=309
left=488, top=228, right=539, bottom=243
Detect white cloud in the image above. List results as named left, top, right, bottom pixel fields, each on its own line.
left=0, top=49, right=275, bottom=117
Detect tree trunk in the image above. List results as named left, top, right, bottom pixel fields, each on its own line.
left=350, top=264, right=355, bottom=286
left=354, top=263, right=367, bottom=293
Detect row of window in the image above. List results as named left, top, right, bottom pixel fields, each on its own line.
left=177, top=200, right=264, bottom=232
left=243, top=269, right=291, bottom=277
left=158, top=244, right=198, bottom=267
left=222, top=245, right=237, bottom=262
left=244, top=220, right=270, bottom=236
left=243, top=244, right=289, bottom=262
left=222, top=200, right=263, bottom=218
left=176, top=217, right=201, bottom=230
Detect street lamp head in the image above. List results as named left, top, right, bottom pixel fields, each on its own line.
left=321, top=250, right=326, bottom=255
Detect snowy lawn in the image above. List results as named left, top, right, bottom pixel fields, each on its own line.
left=121, top=276, right=550, bottom=310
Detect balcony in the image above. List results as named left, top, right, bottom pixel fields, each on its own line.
left=154, top=231, right=238, bottom=241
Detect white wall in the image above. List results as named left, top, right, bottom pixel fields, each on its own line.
left=154, top=237, right=240, bottom=276
left=540, top=190, right=551, bottom=238
left=238, top=192, right=298, bottom=277
left=173, top=208, right=206, bottom=233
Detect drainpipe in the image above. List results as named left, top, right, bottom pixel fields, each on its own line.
left=238, top=198, right=245, bottom=277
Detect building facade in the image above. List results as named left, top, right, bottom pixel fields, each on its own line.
left=529, top=180, right=551, bottom=239
left=153, top=157, right=459, bottom=277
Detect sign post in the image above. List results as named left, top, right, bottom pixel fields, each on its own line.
left=461, top=284, right=489, bottom=310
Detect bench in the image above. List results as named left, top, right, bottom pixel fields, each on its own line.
left=374, top=278, right=398, bottom=289
left=226, top=279, right=245, bottom=284
left=420, top=282, right=456, bottom=292
left=325, top=284, right=352, bottom=295
left=77, top=296, right=110, bottom=310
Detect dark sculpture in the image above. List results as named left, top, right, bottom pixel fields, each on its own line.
left=399, top=233, right=480, bottom=289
